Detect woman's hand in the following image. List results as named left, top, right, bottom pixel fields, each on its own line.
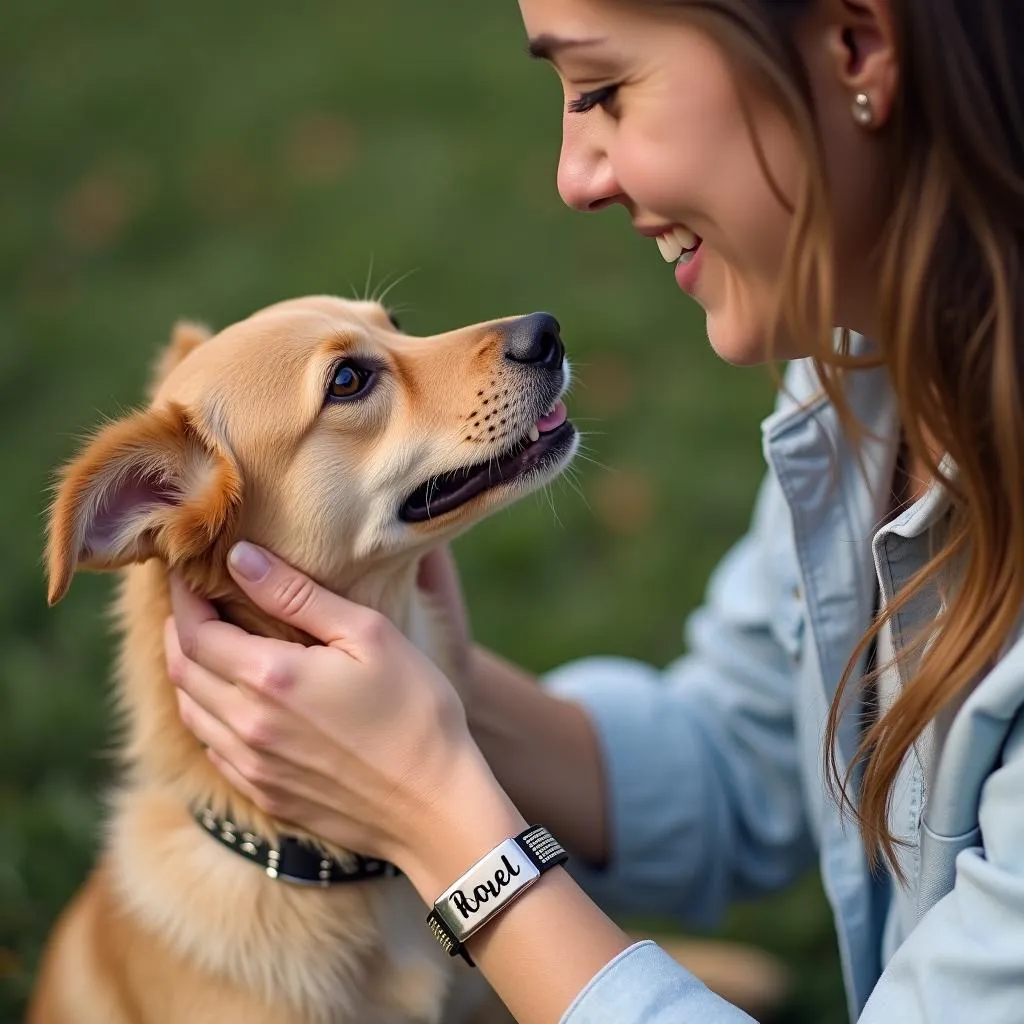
left=166, top=541, right=500, bottom=870
left=167, top=542, right=632, bottom=1024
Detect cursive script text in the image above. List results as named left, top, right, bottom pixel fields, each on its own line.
left=450, top=855, right=523, bottom=919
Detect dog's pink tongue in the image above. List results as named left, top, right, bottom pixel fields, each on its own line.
left=536, top=400, right=568, bottom=434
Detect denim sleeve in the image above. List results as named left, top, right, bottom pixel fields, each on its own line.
left=561, top=941, right=757, bottom=1024
left=855, top=709, right=1024, bottom=1023
left=543, top=467, right=816, bottom=928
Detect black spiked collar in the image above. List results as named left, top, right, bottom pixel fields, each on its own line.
left=194, top=806, right=402, bottom=886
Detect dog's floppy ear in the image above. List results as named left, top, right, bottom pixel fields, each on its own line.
left=46, top=404, right=241, bottom=605
left=147, top=320, right=213, bottom=398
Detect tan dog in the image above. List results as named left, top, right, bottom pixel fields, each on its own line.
left=30, top=295, right=577, bottom=1024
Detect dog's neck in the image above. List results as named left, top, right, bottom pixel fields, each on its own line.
left=116, top=553, right=446, bottom=850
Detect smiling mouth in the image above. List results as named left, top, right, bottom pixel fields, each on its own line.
left=656, top=225, right=702, bottom=265
left=399, top=402, right=576, bottom=523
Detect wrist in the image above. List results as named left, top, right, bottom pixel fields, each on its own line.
left=428, top=824, right=569, bottom=965
left=399, top=744, right=529, bottom=906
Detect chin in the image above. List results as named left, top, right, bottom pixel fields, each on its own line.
left=704, top=312, right=774, bottom=367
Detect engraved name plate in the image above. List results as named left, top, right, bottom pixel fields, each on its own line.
left=433, top=839, right=541, bottom=943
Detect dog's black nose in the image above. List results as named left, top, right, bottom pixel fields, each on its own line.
left=502, top=313, right=564, bottom=370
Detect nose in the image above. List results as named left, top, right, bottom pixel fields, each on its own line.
left=502, top=313, right=564, bottom=370
left=557, top=116, right=623, bottom=212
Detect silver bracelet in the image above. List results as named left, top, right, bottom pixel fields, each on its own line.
left=426, top=825, right=568, bottom=966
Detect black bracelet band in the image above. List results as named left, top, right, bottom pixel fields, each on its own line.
left=426, top=825, right=568, bottom=967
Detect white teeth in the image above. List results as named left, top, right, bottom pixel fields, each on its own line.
left=674, top=225, right=698, bottom=251
left=528, top=425, right=540, bottom=443
left=678, top=249, right=696, bottom=265
left=656, top=234, right=682, bottom=263
left=655, top=225, right=699, bottom=263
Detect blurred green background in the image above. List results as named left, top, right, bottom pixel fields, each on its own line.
left=0, top=1, right=844, bottom=1020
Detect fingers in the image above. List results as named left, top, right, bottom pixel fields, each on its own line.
left=204, top=747, right=273, bottom=813
left=205, top=747, right=353, bottom=842
left=225, top=542, right=389, bottom=653
left=166, top=616, right=253, bottom=721
left=182, top=679, right=358, bottom=834
left=168, top=573, right=219, bottom=642
left=169, top=624, right=295, bottom=798
left=167, top=617, right=341, bottom=770
left=417, top=548, right=452, bottom=594
left=416, top=546, right=471, bottom=674
left=178, top=618, right=304, bottom=704
left=167, top=570, right=312, bottom=702
left=198, top=726, right=304, bottom=821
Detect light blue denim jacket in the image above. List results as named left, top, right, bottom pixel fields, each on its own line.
left=547, top=347, right=1024, bottom=1023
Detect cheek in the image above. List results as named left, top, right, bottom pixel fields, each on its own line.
left=619, top=96, right=802, bottom=283
left=707, top=117, right=802, bottom=273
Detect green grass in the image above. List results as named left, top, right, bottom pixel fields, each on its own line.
left=0, top=2, right=844, bottom=1020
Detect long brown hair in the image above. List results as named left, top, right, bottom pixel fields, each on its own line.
left=622, top=0, right=1024, bottom=878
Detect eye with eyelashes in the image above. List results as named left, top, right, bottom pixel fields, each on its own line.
left=568, top=84, right=620, bottom=115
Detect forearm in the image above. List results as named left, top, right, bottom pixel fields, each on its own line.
left=465, top=645, right=609, bottom=865
left=401, top=754, right=633, bottom=1024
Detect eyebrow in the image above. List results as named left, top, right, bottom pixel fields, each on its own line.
left=527, top=34, right=607, bottom=61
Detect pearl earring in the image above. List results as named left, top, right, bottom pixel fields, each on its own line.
left=852, top=92, right=874, bottom=127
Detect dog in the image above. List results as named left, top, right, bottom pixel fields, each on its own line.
left=29, top=295, right=577, bottom=1023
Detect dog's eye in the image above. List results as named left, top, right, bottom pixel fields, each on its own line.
left=387, top=312, right=401, bottom=331
left=328, top=361, right=372, bottom=400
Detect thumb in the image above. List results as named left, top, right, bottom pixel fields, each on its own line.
left=226, top=541, right=367, bottom=647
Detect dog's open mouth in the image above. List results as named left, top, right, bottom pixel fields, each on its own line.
left=399, top=401, right=575, bottom=523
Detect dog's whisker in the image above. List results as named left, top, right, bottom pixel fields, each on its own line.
left=563, top=468, right=592, bottom=511
left=386, top=302, right=414, bottom=323
left=540, top=481, right=565, bottom=529
left=572, top=452, right=611, bottom=473
left=362, top=253, right=376, bottom=303
left=375, top=268, right=419, bottom=310
left=425, top=475, right=438, bottom=519
left=370, top=271, right=395, bottom=306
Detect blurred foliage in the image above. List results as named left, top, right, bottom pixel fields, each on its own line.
left=0, top=1, right=844, bottom=1020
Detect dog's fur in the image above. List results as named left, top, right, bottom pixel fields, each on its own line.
left=30, top=296, right=578, bottom=1024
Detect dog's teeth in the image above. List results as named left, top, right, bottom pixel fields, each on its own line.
left=528, top=425, right=540, bottom=443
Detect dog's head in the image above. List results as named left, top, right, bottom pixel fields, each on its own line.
left=46, top=295, right=577, bottom=605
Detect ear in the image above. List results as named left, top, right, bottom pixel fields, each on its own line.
left=147, top=320, right=213, bottom=398
left=822, top=0, right=898, bottom=127
left=46, top=404, right=241, bottom=605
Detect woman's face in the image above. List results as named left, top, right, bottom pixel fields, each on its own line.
left=517, top=0, right=889, bottom=364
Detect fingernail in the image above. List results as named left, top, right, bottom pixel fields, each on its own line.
left=229, top=541, right=271, bottom=582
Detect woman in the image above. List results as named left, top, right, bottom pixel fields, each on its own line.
left=167, top=0, right=1024, bottom=1020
